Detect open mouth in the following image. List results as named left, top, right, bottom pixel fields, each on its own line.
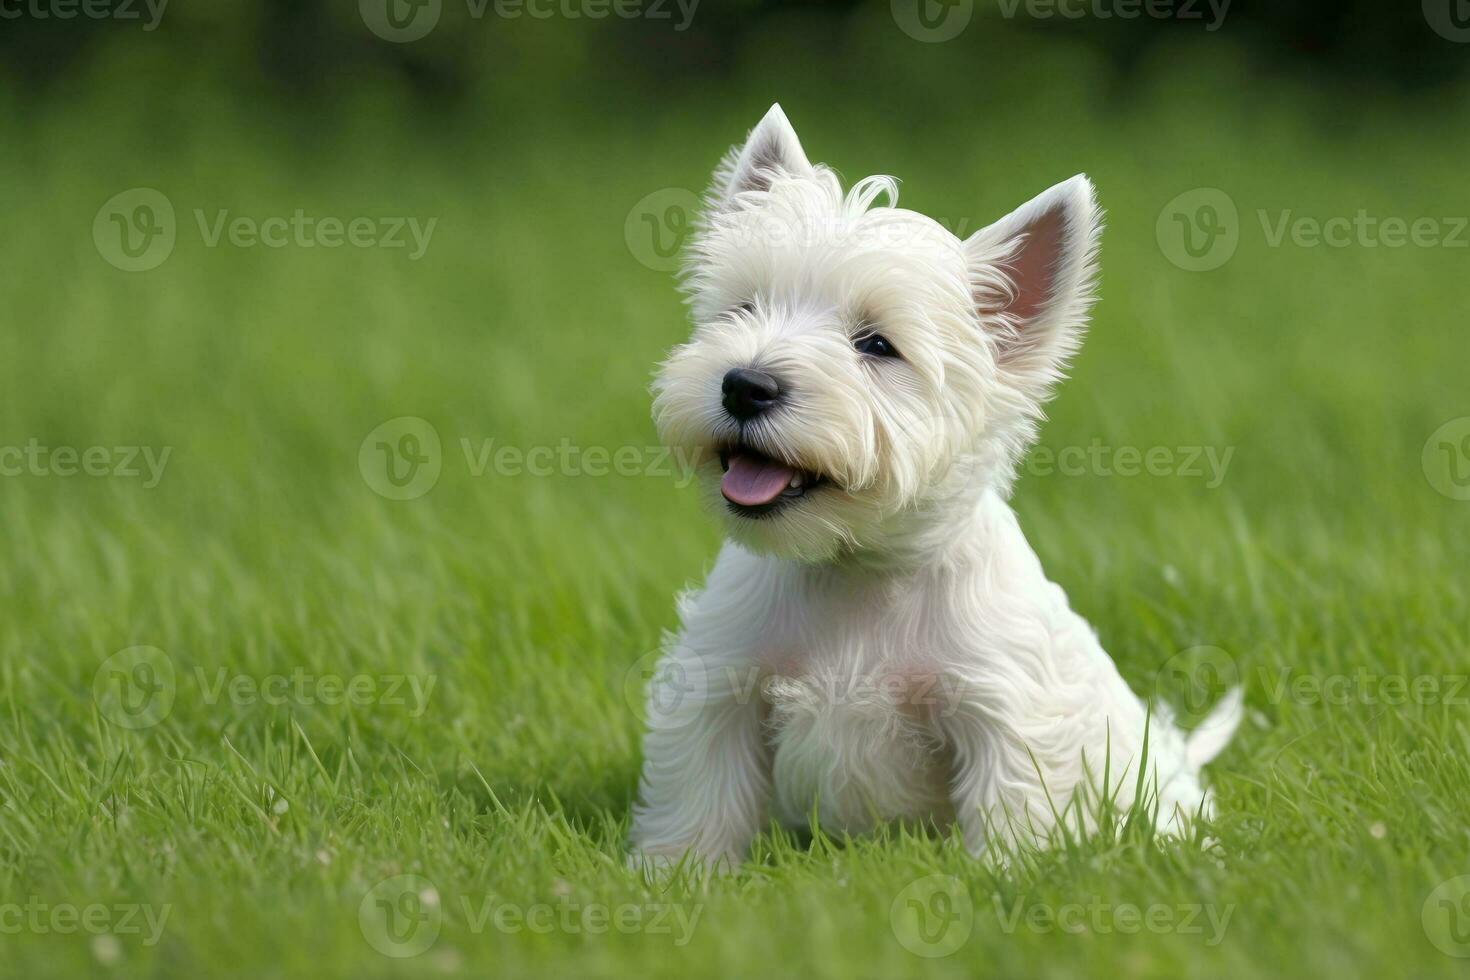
left=718, top=446, right=826, bottom=518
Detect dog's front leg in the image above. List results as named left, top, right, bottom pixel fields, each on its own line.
left=629, top=641, right=768, bottom=872
left=939, top=690, right=1040, bottom=859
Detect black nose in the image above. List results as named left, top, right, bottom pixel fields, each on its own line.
left=721, top=368, right=781, bottom=421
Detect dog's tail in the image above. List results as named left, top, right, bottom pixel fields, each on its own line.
left=1185, top=687, right=1244, bottom=769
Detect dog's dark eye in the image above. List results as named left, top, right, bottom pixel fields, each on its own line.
left=854, top=333, right=899, bottom=359
left=734, top=302, right=755, bottom=316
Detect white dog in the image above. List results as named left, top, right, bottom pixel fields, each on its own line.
left=630, top=104, right=1240, bottom=869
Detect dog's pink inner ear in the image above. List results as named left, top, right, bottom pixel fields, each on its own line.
left=995, top=204, right=1067, bottom=326
left=967, top=175, right=1099, bottom=376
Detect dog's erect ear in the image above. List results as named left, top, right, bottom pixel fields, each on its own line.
left=716, top=103, right=814, bottom=205
left=965, top=175, right=1102, bottom=391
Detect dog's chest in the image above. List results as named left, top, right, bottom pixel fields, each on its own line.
left=756, top=600, right=955, bottom=833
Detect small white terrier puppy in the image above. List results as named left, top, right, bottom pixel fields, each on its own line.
left=630, top=104, right=1240, bottom=868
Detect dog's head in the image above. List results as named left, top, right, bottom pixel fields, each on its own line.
left=654, top=104, right=1102, bottom=562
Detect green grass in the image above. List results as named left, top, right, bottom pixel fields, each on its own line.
left=3, top=22, right=1470, bottom=979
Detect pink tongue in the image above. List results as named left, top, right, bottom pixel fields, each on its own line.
left=721, top=453, right=796, bottom=506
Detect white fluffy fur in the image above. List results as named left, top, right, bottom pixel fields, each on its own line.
left=630, top=104, right=1241, bottom=868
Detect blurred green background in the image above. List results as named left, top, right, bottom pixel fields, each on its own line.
left=1, top=2, right=1469, bottom=978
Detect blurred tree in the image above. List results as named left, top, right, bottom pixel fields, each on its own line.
left=0, top=0, right=1463, bottom=103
